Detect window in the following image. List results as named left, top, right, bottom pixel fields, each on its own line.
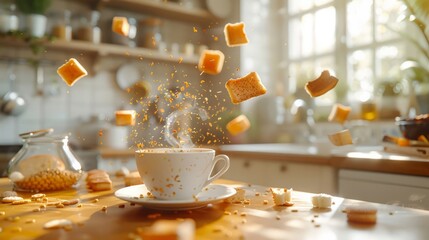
left=241, top=0, right=417, bottom=119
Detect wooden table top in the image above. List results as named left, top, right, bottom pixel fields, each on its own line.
left=1, top=177, right=429, bottom=240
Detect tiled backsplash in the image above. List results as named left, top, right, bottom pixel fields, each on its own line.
left=0, top=62, right=127, bottom=144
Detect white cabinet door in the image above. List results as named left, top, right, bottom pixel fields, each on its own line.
left=339, top=170, right=429, bottom=210
left=222, top=157, right=336, bottom=194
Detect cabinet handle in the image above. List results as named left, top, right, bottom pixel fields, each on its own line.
left=280, top=165, right=288, bottom=172
left=243, top=161, right=250, bottom=168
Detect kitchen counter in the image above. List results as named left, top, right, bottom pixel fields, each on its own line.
left=218, top=143, right=429, bottom=177
left=1, top=177, right=429, bottom=240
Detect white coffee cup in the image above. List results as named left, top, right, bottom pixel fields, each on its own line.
left=135, top=148, right=230, bottom=200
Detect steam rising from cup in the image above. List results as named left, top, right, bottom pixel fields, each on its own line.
left=164, top=105, right=209, bottom=148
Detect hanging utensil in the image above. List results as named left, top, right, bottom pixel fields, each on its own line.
left=0, top=63, right=26, bottom=116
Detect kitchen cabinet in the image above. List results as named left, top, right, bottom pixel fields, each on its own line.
left=339, top=169, right=429, bottom=210
left=222, top=157, right=337, bottom=195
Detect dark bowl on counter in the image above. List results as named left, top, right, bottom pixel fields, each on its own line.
left=396, top=114, right=429, bottom=140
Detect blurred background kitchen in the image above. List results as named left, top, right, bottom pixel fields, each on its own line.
left=1, top=0, right=429, bottom=208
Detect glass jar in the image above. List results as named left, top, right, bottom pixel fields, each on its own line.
left=7, top=129, right=82, bottom=192
left=0, top=2, right=19, bottom=33
left=138, top=17, right=162, bottom=49
left=75, top=11, right=101, bottom=44
left=51, top=10, right=72, bottom=41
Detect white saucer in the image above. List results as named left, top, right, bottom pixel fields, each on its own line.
left=114, top=184, right=236, bottom=210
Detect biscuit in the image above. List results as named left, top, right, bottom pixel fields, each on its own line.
left=312, top=193, right=332, bottom=208
left=305, top=70, right=338, bottom=97
left=115, top=110, right=137, bottom=126
left=346, top=205, right=377, bottom=224
left=112, top=16, right=130, bottom=37
left=198, top=50, right=225, bottom=75
left=88, top=178, right=112, bottom=191
left=328, top=104, right=351, bottom=125
left=225, top=72, right=267, bottom=104
left=328, top=129, right=353, bottom=146
left=270, top=188, right=293, bottom=206
left=57, top=58, right=88, bottom=87
left=124, top=171, right=143, bottom=186
left=226, top=114, right=251, bottom=136
left=224, top=22, right=249, bottom=47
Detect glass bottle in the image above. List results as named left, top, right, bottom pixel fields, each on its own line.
left=51, top=10, right=72, bottom=41
left=7, top=129, right=82, bottom=192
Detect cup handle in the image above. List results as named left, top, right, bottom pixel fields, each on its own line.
left=204, top=154, right=230, bottom=187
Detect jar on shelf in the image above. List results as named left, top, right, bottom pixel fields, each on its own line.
left=138, top=17, right=162, bottom=49
left=51, top=10, right=72, bottom=41
left=0, top=2, right=19, bottom=33
left=75, top=11, right=101, bottom=44
left=7, top=129, right=83, bottom=192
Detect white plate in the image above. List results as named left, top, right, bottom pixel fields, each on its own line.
left=206, top=0, right=232, bottom=19
left=115, top=184, right=236, bottom=210
left=116, top=64, right=140, bottom=90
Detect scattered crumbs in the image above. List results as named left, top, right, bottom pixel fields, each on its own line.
left=233, top=210, right=239, bottom=215
left=255, top=192, right=260, bottom=196
left=240, top=212, right=247, bottom=217
left=341, top=209, right=347, bottom=213
left=25, top=219, right=36, bottom=224
left=213, top=228, right=222, bottom=233
left=332, top=202, right=335, bottom=205
left=33, top=208, right=41, bottom=212
left=132, top=196, right=139, bottom=199
left=93, top=199, right=99, bottom=203
left=119, top=204, right=126, bottom=208
left=139, top=194, right=144, bottom=198
left=314, top=214, right=319, bottom=218
left=389, top=212, right=394, bottom=215
left=276, top=215, right=281, bottom=220
left=101, top=206, right=107, bottom=212
left=241, top=219, right=247, bottom=224
left=263, top=200, right=268, bottom=205
left=315, top=224, right=321, bottom=228
left=42, top=197, right=48, bottom=203
left=12, top=216, right=20, bottom=222
left=12, top=227, right=22, bottom=232
left=291, top=209, right=298, bottom=213
left=311, top=219, right=315, bottom=223
left=77, top=222, right=85, bottom=227
left=77, top=204, right=83, bottom=208
left=248, top=184, right=252, bottom=187
left=56, top=203, right=65, bottom=208
left=224, top=211, right=231, bottom=215
left=233, top=225, right=238, bottom=230
left=130, top=203, right=136, bottom=206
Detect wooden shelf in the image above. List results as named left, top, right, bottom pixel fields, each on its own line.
left=0, top=37, right=199, bottom=65
left=99, top=0, right=218, bottom=24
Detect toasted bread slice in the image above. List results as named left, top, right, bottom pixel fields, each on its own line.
left=224, top=22, right=249, bottom=47
left=328, top=129, right=353, bottom=146
left=225, top=72, right=267, bottom=104
left=112, top=16, right=130, bottom=37
left=305, top=70, right=338, bottom=97
left=57, top=58, right=88, bottom=87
